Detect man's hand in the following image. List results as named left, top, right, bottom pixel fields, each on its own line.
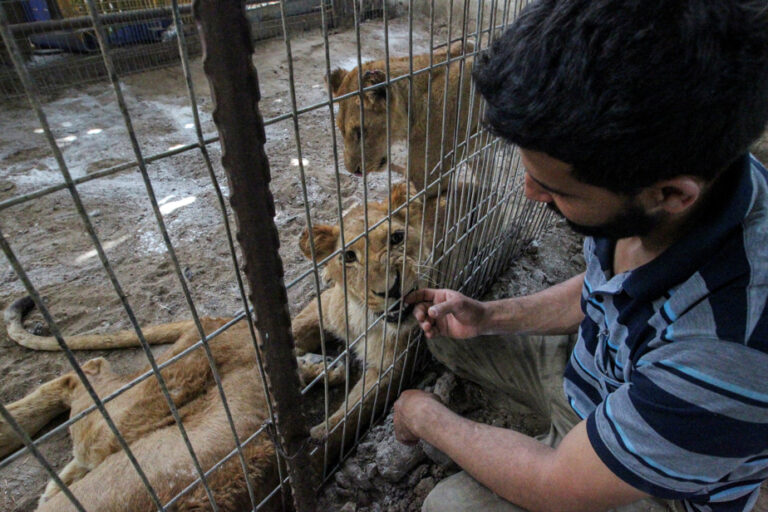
left=394, top=391, right=650, bottom=511
left=405, top=288, right=487, bottom=339
left=393, top=389, right=444, bottom=445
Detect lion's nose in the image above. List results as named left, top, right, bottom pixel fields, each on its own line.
left=353, top=165, right=362, bottom=176
left=373, top=271, right=400, bottom=299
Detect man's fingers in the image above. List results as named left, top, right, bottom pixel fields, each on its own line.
left=420, top=319, right=436, bottom=334
left=413, top=303, right=429, bottom=322
left=428, top=299, right=458, bottom=320
left=405, top=288, right=437, bottom=304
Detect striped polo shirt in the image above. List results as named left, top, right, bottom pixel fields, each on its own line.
left=563, top=154, right=768, bottom=511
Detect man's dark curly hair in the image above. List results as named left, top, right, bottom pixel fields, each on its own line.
left=473, top=0, right=768, bottom=193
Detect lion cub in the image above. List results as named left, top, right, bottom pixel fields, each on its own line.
left=328, top=42, right=480, bottom=197
left=293, top=182, right=445, bottom=446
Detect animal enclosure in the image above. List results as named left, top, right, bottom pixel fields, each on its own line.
left=0, top=0, right=550, bottom=510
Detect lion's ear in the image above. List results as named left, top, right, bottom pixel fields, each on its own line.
left=300, top=224, right=339, bottom=261
left=326, top=68, right=347, bottom=96
left=390, top=182, right=422, bottom=219
left=361, top=69, right=387, bottom=107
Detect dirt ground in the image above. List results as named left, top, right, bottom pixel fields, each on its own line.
left=1, top=13, right=767, bottom=512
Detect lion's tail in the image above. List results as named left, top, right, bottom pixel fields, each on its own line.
left=4, top=296, right=193, bottom=351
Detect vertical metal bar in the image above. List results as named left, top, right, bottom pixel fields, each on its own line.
left=192, top=1, right=316, bottom=511
left=406, top=0, right=441, bottom=386
left=466, top=142, right=512, bottom=294
left=417, top=0, right=438, bottom=266
left=382, top=0, right=417, bottom=411
left=365, top=0, right=395, bottom=434
left=434, top=0, right=460, bottom=284
left=442, top=0, right=474, bottom=287
left=442, top=0, right=481, bottom=288
left=483, top=148, right=534, bottom=286
left=349, top=0, right=371, bottom=459
left=277, top=0, right=337, bottom=489
left=318, top=0, right=354, bottom=480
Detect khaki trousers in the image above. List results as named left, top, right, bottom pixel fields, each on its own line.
left=423, top=333, right=683, bottom=512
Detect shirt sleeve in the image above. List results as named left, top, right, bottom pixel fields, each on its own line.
left=586, top=339, right=768, bottom=503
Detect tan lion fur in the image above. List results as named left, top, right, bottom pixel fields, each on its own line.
left=329, top=42, right=480, bottom=197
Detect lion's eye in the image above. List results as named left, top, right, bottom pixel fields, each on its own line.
left=389, top=230, right=405, bottom=245
left=343, top=250, right=357, bottom=263
left=353, top=126, right=361, bottom=140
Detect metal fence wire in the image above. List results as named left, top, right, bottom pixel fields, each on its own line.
left=0, top=0, right=550, bottom=509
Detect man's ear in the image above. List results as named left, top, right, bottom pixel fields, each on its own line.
left=361, top=69, right=387, bottom=107
left=645, top=176, right=704, bottom=215
left=326, top=68, right=347, bottom=97
left=300, top=225, right=339, bottom=260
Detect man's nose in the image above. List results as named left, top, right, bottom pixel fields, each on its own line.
left=524, top=173, right=553, bottom=203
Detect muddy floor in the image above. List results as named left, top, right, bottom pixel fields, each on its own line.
left=1, top=13, right=767, bottom=511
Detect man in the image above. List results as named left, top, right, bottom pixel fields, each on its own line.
left=394, top=1, right=768, bottom=511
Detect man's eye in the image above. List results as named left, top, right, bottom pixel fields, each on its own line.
left=389, top=230, right=404, bottom=245
left=344, top=250, right=357, bottom=263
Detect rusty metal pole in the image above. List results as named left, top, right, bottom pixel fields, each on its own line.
left=192, top=1, right=317, bottom=511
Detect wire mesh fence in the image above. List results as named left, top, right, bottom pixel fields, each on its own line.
left=0, top=0, right=549, bottom=509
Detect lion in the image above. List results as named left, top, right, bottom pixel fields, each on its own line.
left=291, top=181, right=445, bottom=444
left=0, top=301, right=343, bottom=512
left=0, top=182, right=440, bottom=511
left=328, top=41, right=480, bottom=197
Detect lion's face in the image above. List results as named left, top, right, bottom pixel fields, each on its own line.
left=337, top=109, right=389, bottom=176
left=300, top=184, right=424, bottom=325
left=329, top=67, right=392, bottom=177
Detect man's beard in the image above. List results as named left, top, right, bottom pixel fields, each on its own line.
left=546, top=201, right=661, bottom=239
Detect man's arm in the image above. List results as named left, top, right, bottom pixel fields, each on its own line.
left=394, top=390, right=649, bottom=512
left=483, top=271, right=585, bottom=335
left=407, top=272, right=585, bottom=339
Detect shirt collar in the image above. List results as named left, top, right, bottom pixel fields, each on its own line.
left=590, top=154, right=756, bottom=301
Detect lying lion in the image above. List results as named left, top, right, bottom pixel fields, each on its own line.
left=0, top=183, right=442, bottom=511
left=329, top=42, right=480, bottom=197
left=0, top=302, right=342, bottom=511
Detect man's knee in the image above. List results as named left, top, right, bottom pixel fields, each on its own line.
left=422, top=471, right=527, bottom=512
left=422, top=476, right=462, bottom=512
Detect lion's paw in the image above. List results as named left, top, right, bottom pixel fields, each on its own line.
left=310, top=422, right=328, bottom=441
left=297, top=353, right=346, bottom=388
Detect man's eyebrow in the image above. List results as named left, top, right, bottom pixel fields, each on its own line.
left=527, top=172, right=570, bottom=196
